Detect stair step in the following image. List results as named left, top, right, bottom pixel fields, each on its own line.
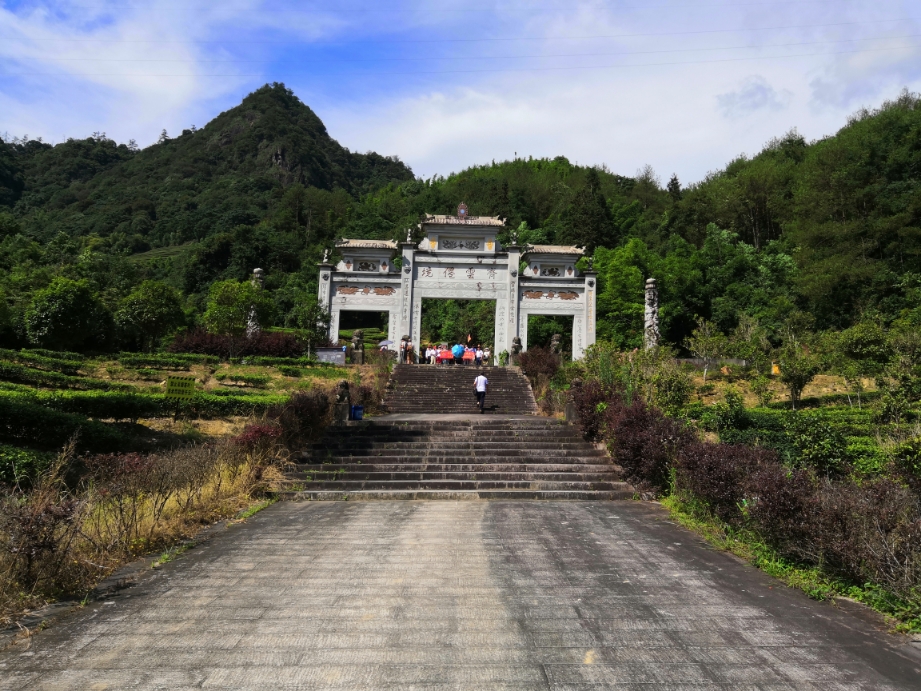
left=292, top=463, right=619, bottom=473
left=280, top=366, right=631, bottom=501
left=280, top=489, right=635, bottom=501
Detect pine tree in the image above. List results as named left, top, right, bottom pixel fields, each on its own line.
left=667, top=173, right=682, bottom=202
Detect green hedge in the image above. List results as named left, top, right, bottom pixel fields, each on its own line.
left=0, top=349, right=83, bottom=375
left=214, top=373, right=270, bottom=387
left=23, top=348, right=85, bottom=362
left=0, top=361, right=131, bottom=391
left=0, top=443, right=54, bottom=485
left=0, top=397, right=131, bottom=452
left=0, top=388, right=288, bottom=421
left=117, top=354, right=202, bottom=370
left=121, top=351, right=220, bottom=365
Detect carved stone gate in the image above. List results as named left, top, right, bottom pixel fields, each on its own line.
left=317, top=209, right=597, bottom=361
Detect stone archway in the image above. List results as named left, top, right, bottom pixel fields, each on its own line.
left=317, top=207, right=597, bottom=361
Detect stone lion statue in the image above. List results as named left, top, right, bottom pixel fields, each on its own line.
left=511, top=336, right=522, bottom=355
left=550, top=334, right=562, bottom=355
left=334, top=380, right=351, bottom=405
left=351, top=329, right=365, bottom=352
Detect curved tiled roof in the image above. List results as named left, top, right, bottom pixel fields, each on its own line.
left=523, top=244, right=584, bottom=256
left=423, top=215, right=505, bottom=227
left=335, top=239, right=398, bottom=250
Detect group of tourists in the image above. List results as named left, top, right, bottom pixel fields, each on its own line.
left=422, top=344, right=491, bottom=366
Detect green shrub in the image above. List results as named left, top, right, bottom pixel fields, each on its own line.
left=0, top=388, right=288, bottom=422
left=23, top=348, right=85, bottom=362
left=0, top=349, right=82, bottom=375
left=782, top=412, right=850, bottom=477
left=0, top=361, right=131, bottom=391
left=118, top=354, right=191, bottom=370
left=278, top=366, right=302, bottom=377
left=0, top=443, right=54, bottom=485
left=0, top=396, right=130, bottom=452
left=214, top=373, right=270, bottom=387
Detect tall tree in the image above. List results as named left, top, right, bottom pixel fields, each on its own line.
left=667, top=174, right=682, bottom=202
left=203, top=280, right=274, bottom=357
left=558, top=168, right=615, bottom=252
left=116, top=281, right=185, bottom=352
left=24, top=278, right=110, bottom=351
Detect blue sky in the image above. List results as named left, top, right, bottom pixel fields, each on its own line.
left=2, top=1, right=921, bottom=184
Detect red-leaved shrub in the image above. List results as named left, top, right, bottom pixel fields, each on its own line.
left=266, top=391, right=330, bottom=451
left=518, top=347, right=560, bottom=380
left=233, top=424, right=283, bottom=450
left=604, top=398, right=693, bottom=495
left=676, top=442, right=777, bottom=522
left=169, top=330, right=305, bottom=358
left=571, top=379, right=609, bottom=441
left=742, top=463, right=815, bottom=548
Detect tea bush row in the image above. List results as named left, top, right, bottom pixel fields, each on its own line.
left=0, top=361, right=131, bottom=391
left=214, top=373, right=270, bottom=387
left=0, top=389, right=289, bottom=422
left=0, top=349, right=83, bottom=375
left=0, top=396, right=131, bottom=452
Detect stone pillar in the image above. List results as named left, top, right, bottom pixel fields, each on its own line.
left=644, top=278, right=660, bottom=350
left=246, top=268, right=265, bottom=339
left=505, top=244, right=521, bottom=359
left=317, top=259, right=335, bottom=343
left=398, top=241, right=415, bottom=358
left=580, top=270, right=598, bottom=360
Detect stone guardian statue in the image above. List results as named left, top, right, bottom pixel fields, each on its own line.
left=351, top=329, right=365, bottom=365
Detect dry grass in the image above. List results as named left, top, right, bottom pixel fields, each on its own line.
left=691, top=373, right=876, bottom=407
left=0, top=436, right=286, bottom=626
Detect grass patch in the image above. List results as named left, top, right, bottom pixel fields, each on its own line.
left=660, top=492, right=921, bottom=633
left=236, top=498, right=277, bottom=520
left=151, top=543, right=191, bottom=568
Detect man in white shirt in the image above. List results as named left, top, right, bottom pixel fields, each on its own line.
left=474, top=373, right=488, bottom=413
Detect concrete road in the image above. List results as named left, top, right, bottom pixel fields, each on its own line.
left=2, top=501, right=920, bottom=690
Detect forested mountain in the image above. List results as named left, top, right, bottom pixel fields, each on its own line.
left=1, top=84, right=919, bottom=353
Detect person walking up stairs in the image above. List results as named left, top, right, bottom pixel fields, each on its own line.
left=474, top=371, right=488, bottom=413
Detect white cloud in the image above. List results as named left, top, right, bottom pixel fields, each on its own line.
left=717, top=76, right=792, bottom=119
left=2, top=0, right=921, bottom=184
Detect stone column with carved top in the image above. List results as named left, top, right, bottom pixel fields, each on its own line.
left=644, top=277, right=660, bottom=350
left=399, top=239, right=416, bottom=361
left=504, top=242, right=521, bottom=361
left=317, top=254, right=335, bottom=344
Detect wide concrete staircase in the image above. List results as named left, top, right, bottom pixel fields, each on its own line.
left=279, top=364, right=629, bottom=500
left=280, top=417, right=632, bottom=500
left=383, top=364, right=538, bottom=415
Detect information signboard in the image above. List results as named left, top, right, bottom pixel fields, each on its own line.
left=165, top=376, right=197, bottom=400
left=315, top=347, right=346, bottom=365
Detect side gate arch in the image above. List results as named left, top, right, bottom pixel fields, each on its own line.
left=317, top=208, right=597, bottom=361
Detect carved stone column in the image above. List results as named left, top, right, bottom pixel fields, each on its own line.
left=317, top=259, right=335, bottom=344
left=246, top=268, right=265, bottom=339
left=398, top=240, right=416, bottom=361
left=644, top=278, right=660, bottom=350
left=505, top=243, right=521, bottom=358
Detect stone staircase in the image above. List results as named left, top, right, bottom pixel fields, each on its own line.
left=280, top=417, right=631, bottom=501
left=383, top=364, right=538, bottom=415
